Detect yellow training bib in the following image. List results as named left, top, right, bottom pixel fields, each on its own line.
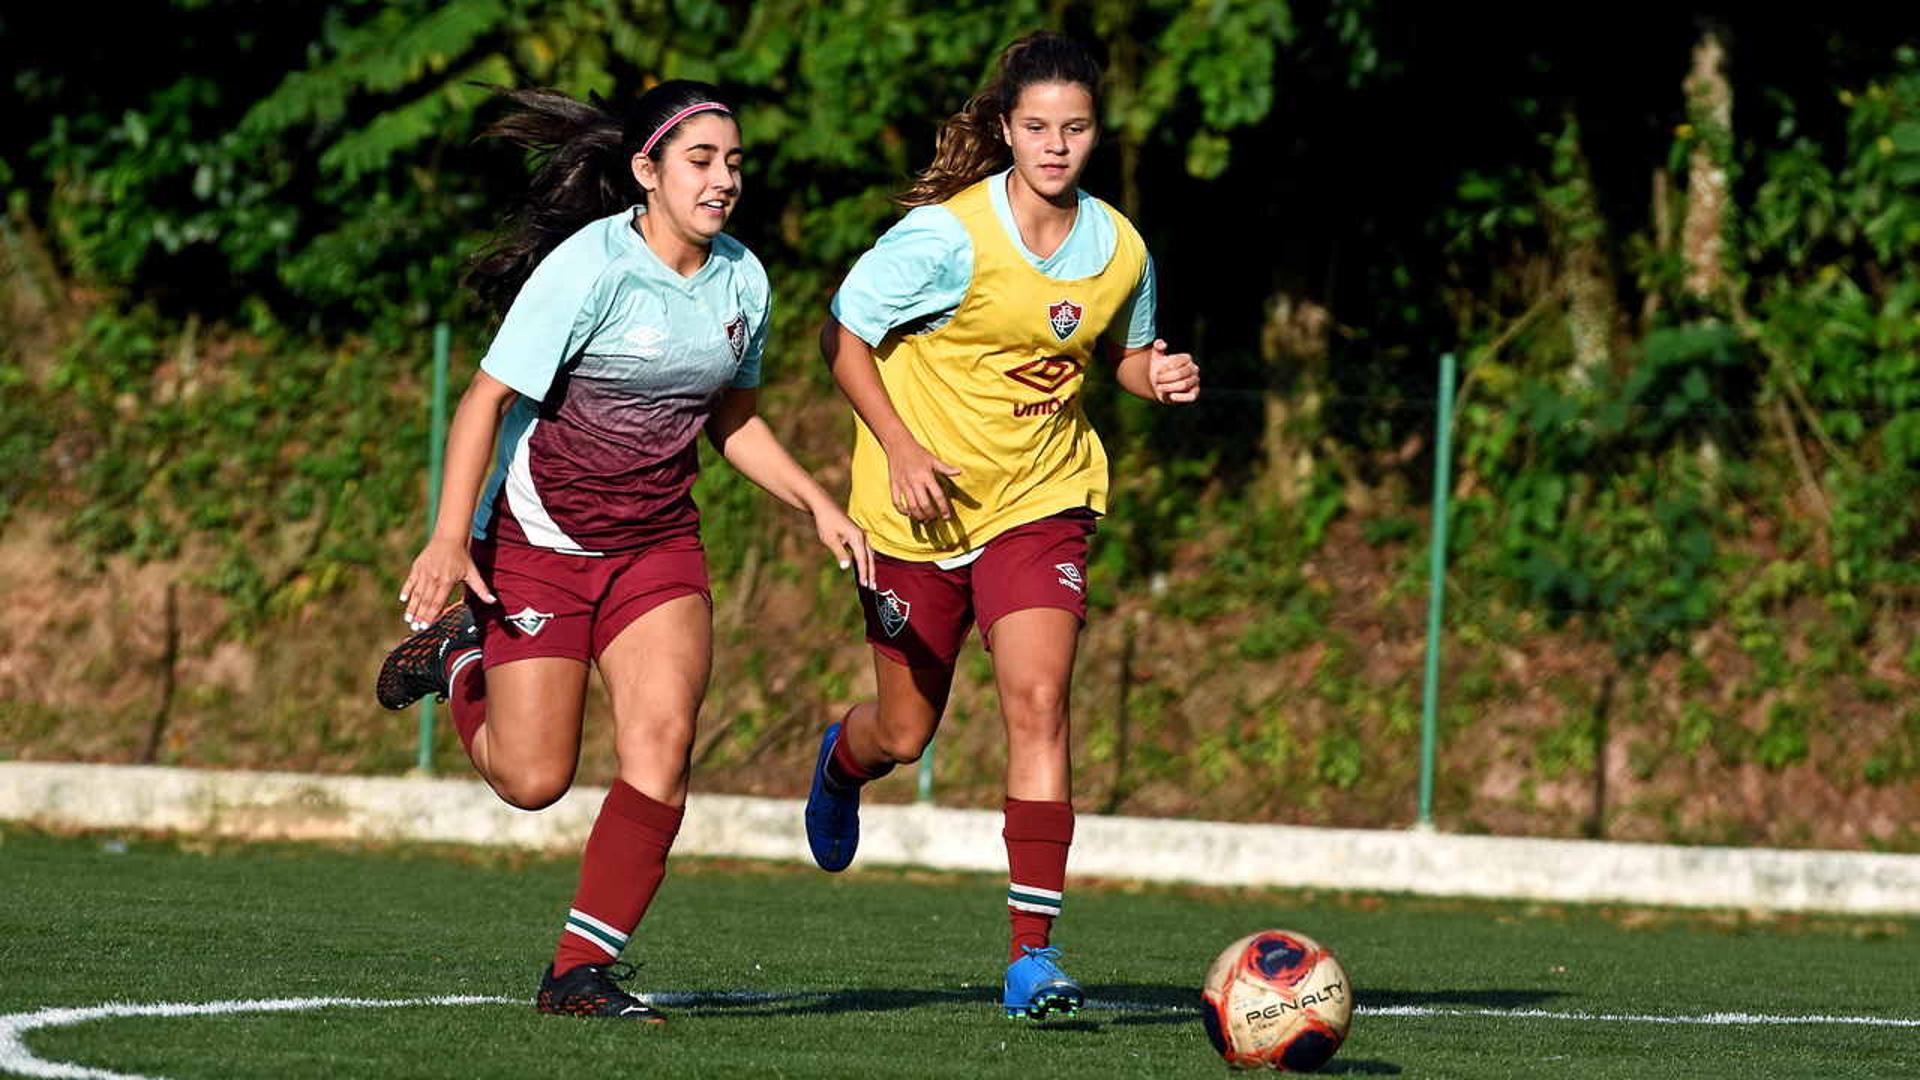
left=849, top=179, right=1148, bottom=560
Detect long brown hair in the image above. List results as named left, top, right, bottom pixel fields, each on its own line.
left=466, top=80, right=735, bottom=314
left=897, top=31, right=1103, bottom=208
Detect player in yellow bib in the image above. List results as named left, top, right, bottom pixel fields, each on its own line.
left=801, top=32, right=1201, bottom=1020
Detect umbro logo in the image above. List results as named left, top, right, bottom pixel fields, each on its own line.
left=1006, top=355, right=1083, bottom=394
left=507, top=607, right=555, bottom=636
left=1055, top=563, right=1084, bottom=594
left=620, top=325, right=666, bottom=352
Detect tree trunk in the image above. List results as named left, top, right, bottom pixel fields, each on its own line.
left=1681, top=30, right=1733, bottom=302
left=1259, top=291, right=1332, bottom=506
left=1543, top=112, right=1621, bottom=387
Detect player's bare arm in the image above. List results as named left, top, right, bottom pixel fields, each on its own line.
left=822, top=315, right=961, bottom=521
left=1113, top=338, right=1200, bottom=404
left=706, top=386, right=875, bottom=587
left=399, top=370, right=512, bottom=627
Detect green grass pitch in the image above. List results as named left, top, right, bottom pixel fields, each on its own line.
left=3, top=826, right=1916, bottom=1078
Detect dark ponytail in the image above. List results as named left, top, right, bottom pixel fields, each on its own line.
left=467, top=79, right=736, bottom=313
left=898, top=31, right=1103, bottom=208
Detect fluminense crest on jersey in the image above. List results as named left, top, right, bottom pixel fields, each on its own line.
left=507, top=606, right=556, bottom=637
left=874, top=589, right=912, bottom=638
left=724, top=314, right=748, bottom=361
left=1047, top=298, right=1084, bottom=341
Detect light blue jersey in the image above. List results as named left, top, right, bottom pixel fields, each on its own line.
left=831, top=169, right=1156, bottom=349
left=473, top=206, right=771, bottom=554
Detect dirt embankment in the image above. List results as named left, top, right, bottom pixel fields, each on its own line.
left=5, top=491, right=1914, bottom=852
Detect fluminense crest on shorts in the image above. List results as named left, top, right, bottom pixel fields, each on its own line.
left=875, top=589, right=912, bottom=638
left=724, top=314, right=749, bottom=361
left=507, top=607, right=555, bottom=637
left=1047, top=298, right=1084, bottom=342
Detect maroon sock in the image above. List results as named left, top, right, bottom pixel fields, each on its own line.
left=551, top=780, right=684, bottom=977
left=1004, top=799, right=1074, bottom=961
left=444, top=647, right=486, bottom=757
left=825, top=719, right=896, bottom=791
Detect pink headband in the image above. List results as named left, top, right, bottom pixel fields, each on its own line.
left=639, top=101, right=732, bottom=157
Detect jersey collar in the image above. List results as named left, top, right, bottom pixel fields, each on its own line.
left=990, top=168, right=1090, bottom=267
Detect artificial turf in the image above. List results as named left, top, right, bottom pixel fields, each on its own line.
left=3, top=826, right=1915, bottom=1078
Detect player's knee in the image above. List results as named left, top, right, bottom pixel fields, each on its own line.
left=875, top=727, right=932, bottom=764
left=1003, top=681, right=1070, bottom=736
left=998, top=680, right=1075, bottom=749
left=490, top=765, right=573, bottom=811
left=615, top=711, right=696, bottom=763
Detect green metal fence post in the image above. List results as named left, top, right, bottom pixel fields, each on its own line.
left=1417, top=351, right=1457, bottom=829
left=416, top=322, right=451, bottom=774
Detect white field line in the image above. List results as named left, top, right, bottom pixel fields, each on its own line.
left=1362, top=1004, right=1920, bottom=1027
left=5, top=993, right=1919, bottom=1080
left=0, top=996, right=515, bottom=1080
left=0, top=991, right=1158, bottom=1079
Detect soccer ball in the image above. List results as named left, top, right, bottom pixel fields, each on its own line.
left=1200, top=929, right=1352, bottom=1071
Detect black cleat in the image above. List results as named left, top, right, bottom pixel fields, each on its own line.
left=374, top=602, right=478, bottom=710
left=535, top=962, right=667, bottom=1023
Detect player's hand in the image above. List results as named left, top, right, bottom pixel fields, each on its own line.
left=399, top=535, right=496, bottom=630
left=1147, top=339, right=1200, bottom=404
left=884, top=438, right=962, bottom=521
left=812, top=502, right=875, bottom=590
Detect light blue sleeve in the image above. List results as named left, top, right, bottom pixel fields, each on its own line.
left=732, top=257, right=770, bottom=390
left=829, top=206, right=973, bottom=347
left=1106, top=253, right=1158, bottom=350
left=479, top=246, right=611, bottom=402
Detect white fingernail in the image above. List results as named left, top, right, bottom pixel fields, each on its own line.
left=839, top=560, right=851, bottom=569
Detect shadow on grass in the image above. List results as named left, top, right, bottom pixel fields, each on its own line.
left=672, top=984, right=1407, bottom=1070
left=1315, top=1060, right=1404, bottom=1075
left=674, top=986, right=978, bottom=1018
left=669, top=982, right=1199, bottom=1026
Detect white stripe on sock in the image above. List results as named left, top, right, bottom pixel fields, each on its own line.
left=563, top=923, right=622, bottom=958
left=446, top=649, right=482, bottom=688
left=1008, top=883, right=1064, bottom=901
left=568, top=908, right=630, bottom=945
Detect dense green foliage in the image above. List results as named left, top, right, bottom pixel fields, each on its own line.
left=4, top=4, right=1920, bottom=809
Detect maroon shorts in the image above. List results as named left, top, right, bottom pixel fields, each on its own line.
left=467, top=533, right=710, bottom=667
left=859, top=510, right=1096, bottom=669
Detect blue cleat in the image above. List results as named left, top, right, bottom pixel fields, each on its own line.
left=804, top=722, right=859, bottom=872
left=1002, top=946, right=1084, bottom=1020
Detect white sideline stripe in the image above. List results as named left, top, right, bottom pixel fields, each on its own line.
left=4, top=762, right=1920, bottom=914
left=0, top=996, right=516, bottom=1080
left=6, top=994, right=1919, bottom=1080
left=1361, top=1005, right=1920, bottom=1027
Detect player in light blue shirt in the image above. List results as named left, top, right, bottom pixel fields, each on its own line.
left=471, top=203, right=772, bottom=554
left=374, top=81, right=873, bottom=1024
